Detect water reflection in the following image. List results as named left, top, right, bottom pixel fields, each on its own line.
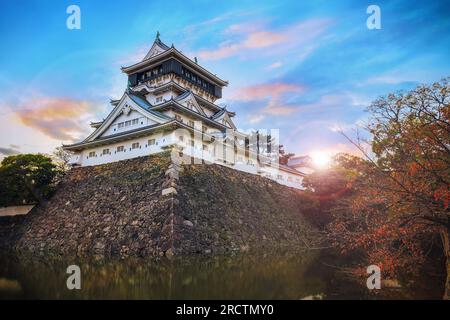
left=0, top=250, right=373, bottom=299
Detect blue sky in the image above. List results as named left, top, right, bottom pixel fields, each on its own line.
left=0, top=0, right=449, bottom=158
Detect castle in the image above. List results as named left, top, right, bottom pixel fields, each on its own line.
left=64, top=35, right=305, bottom=189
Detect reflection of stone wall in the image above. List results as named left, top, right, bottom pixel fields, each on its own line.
left=0, top=216, right=26, bottom=251
left=0, top=152, right=316, bottom=257
left=0, top=252, right=322, bottom=299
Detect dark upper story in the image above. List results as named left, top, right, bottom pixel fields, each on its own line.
left=122, top=38, right=228, bottom=99
left=126, top=58, right=223, bottom=98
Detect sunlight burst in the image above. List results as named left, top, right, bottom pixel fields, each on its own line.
left=311, top=151, right=332, bottom=168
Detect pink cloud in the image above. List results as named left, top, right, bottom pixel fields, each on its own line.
left=267, top=61, right=283, bottom=69
left=199, top=29, right=285, bottom=60
left=234, top=83, right=304, bottom=101
left=13, top=96, right=100, bottom=142
left=243, top=31, right=287, bottom=48
left=232, top=82, right=305, bottom=123
left=198, top=18, right=332, bottom=60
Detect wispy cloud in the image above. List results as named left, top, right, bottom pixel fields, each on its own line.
left=233, top=82, right=305, bottom=123
left=267, top=61, right=283, bottom=70
left=0, top=145, right=20, bottom=156
left=233, top=83, right=304, bottom=101
left=12, top=96, right=102, bottom=142
left=198, top=18, right=332, bottom=60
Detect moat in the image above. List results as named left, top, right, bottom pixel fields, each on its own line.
left=0, top=250, right=442, bottom=299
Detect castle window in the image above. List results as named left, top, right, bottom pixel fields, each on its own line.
left=132, top=142, right=140, bottom=149
left=118, top=122, right=124, bottom=128
left=190, top=139, right=194, bottom=147
left=117, top=146, right=124, bottom=152
left=277, top=175, right=283, bottom=180
left=132, top=119, right=138, bottom=125
left=102, top=149, right=110, bottom=155
left=148, top=139, right=155, bottom=146
left=202, top=125, right=207, bottom=133
left=88, top=151, right=96, bottom=158
left=202, top=144, right=207, bottom=151
left=156, top=96, right=163, bottom=103
left=179, top=136, right=184, bottom=142
left=188, top=120, right=194, bottom=127
left=125, top=120, right=131, bottom=126
left=175, top=114, right=182, bottom=122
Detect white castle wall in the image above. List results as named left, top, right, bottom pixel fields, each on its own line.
left=69, top=134, right=304, bottom=189
left=101, top=110, right=158, bottom=138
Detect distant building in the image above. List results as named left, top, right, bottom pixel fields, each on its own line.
left=64, top=35, right=305, bottom=189
left=287, top=156, right=315, bottom=175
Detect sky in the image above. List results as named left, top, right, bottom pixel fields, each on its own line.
left=0, top=0, right=449, bottom=159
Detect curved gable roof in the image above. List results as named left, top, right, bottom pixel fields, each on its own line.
left=82, top=91, right=170, bottom=143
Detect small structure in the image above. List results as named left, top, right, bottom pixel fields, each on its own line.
left=287, top=156, right=315, bottom=175
left=63, top=35, right=305, bottom=189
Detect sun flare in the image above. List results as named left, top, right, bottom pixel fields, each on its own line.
left=311, top=151, right=332, bottom=168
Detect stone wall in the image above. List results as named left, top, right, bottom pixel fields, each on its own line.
left=0, top=152, right=317, bottom=257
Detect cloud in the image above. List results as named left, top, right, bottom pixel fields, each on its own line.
left=232, top=82, right=305, bottom=123
left=13, top=96, right=101, bottom=142
left=234, top=83, right=304, bottom=102
left=248, top=114, right=265, bottom=124
left=267, top=61, right=283, bottom=70
left=198, top=19, right=332, bottom=60
left=0, top=146, right=19, bottom=156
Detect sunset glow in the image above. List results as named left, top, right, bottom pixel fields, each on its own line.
left=311, top=151, right=332, bottom=168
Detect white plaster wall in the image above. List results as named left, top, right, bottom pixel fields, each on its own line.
left=201, top=107, right=215, bottom=117
left=162, top=110, right=216, bottom=135
left=69, top=133, right=305, bottom=189
left=101, top=110, right=158, bottom=138
left=71, top=132, right=174, bottom=167
left=145, top=91, right=176, bottom=105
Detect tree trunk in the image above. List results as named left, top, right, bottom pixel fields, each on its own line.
left=442, top=226, right=450, bottom=300
left=23, top=178, right=44, bottom=205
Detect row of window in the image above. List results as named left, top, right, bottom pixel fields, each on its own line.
left=174, top=114, right=208, bottom=132
left=265, top=173, right=301, bottom=183
left=178, top=136, right=208, bottom=150
left=181, top=67, right=214, bottom=92
left=141, top=65, right=163, bottom=80
left=117, top=118, right=140, bottom=129
left=87, top=139, right=158, bottom=158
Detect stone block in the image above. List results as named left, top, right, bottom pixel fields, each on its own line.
left=162, top=187, right=177, bottom=196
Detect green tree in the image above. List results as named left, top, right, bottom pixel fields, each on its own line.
left=0, top=154, right=58, bottom=206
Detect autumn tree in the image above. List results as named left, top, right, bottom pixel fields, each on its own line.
left=302, top=153, right=360, bottom=227
left=329, top=78, right=450, bottom=298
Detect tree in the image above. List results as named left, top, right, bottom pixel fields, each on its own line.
left=0, top=154, right=58, bottom=207
left=52, top=146, right=73, bottom=181
left=332, top=78, right=450, bottom=298
left=302, top=154, right=363, bottom=227
left=278, top=145, right=295, bottom=165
